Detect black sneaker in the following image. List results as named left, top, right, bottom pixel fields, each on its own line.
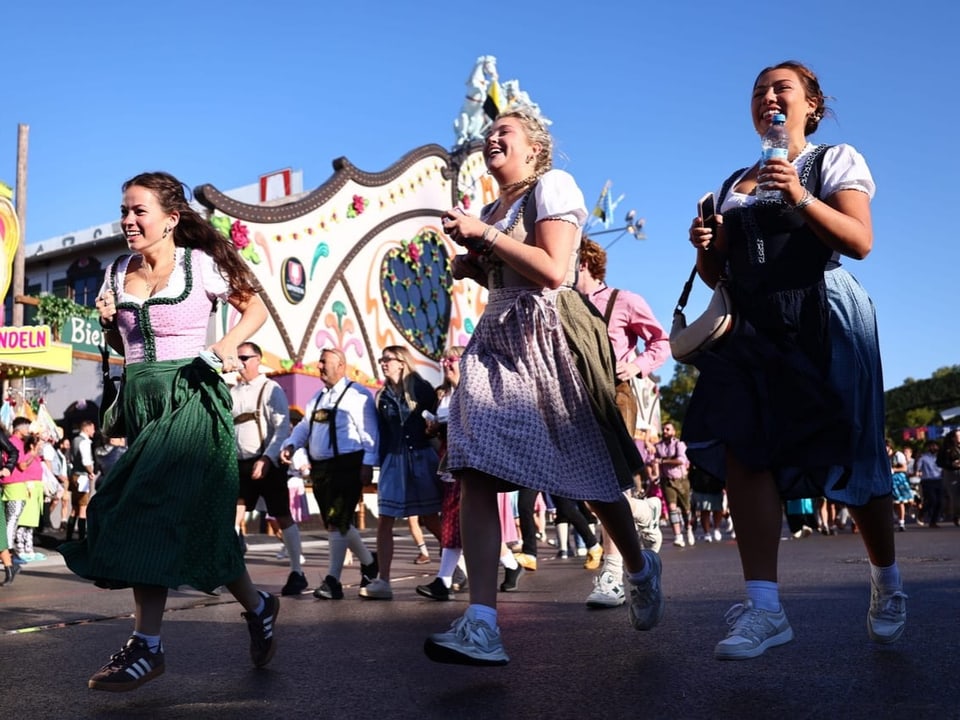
left=360, top=552, right=378, bottom=589
left=313, top=575, right=344, bottom=600
left=88, top=636, right=165, bottom=692
left=0, top=563, right=20, bottom=586
left=416, top=577, right=454, bottom=601
left=242, top=590, right=279, bottom=668
left=499, top=565, right=525, bottom=592
left=280, top=571, right=308, bottom=596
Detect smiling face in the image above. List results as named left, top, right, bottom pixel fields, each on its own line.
left=441, top=352, right=461, bottom=387
left=483, top=116, right=540, bottom=182
left=751, top=67, right=818, bottom=139
left=120, top=184, right=178, bottom=254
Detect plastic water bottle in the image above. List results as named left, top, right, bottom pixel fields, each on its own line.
left=757, top=113, right=788, bottom=203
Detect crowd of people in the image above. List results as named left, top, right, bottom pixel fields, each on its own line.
left=7, top=58, right=950, bottom=688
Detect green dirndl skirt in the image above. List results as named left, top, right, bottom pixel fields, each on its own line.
left=61, top=358, right=245, bottom=593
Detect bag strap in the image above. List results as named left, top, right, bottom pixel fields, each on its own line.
left=602, top=288, right=620, bottom=325
left=100, top=254, right=129, bottom=360
left=675, top=171, right=743, bottom=313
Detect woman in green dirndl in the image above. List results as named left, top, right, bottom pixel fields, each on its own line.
left=60, top=171, right=279, bottom=691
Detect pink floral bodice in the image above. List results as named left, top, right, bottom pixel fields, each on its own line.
left=109, top=248, right=221, bottom=364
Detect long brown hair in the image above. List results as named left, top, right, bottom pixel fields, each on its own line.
left=122, top=171, right=259, bottom=301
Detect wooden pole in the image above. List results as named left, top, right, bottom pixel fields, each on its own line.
left=9, top=124, right=29, bottom=397
left=13, top=123, right=28, bottom=326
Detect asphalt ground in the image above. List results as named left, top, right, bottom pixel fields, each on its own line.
left=1, top=522, right=958, bottom=720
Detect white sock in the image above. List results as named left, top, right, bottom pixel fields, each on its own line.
left=745, top=580, right=781, bottom=612
left=438, top=547, right=461, bottom=585
left=417, top=542, right=429, bottom=558
left=132, top=631, right=162, bottom=654
left=328, top=530, right=348, bottom=579
left=282, top=524, right=303, bottom=573
left=500, top=550, right=518, bottom=570
left=344, top=526, right=374, bottom=565
left=466, top=603, right=498, bottom=630
left=870, top=562, right=902, bottom=592
left=601, top=552, right=624, bottom=579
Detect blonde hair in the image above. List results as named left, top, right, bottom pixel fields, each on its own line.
left=492, top=110, right=553, bottom=178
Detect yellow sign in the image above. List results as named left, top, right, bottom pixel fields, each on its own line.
left=0, top=196, right=19, bottom=304
left=0, top=325, right=52, bottom=353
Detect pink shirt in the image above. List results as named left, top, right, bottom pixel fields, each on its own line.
left=4, top=435, right=41, bottom=484
left=584, top=285, right=670, bottom=378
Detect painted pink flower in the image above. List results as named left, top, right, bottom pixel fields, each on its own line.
left=230, top=221, right=251, bottom=250
left=352, top=194, right=367, bottom=215
left=406, top=241, right=421, bottom=264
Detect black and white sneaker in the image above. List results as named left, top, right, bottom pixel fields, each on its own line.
left=88, top=636, right=165, bottom=692
left=243, top=590, right=279, bottom=667
left=360, top=552, right=379, bottom=589
left=313, top=575, right=344, bottom=600
left=416, top=577, right=454, bottom=601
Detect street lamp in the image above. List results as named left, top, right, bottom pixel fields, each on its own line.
left=588, top=209, right=646, bottom=251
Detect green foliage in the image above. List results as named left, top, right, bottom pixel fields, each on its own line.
left=35, top=294, right=96, bottom=340
left=660, top=363, right=699, bottom=430
left=885, top=367, right=960, bottom=432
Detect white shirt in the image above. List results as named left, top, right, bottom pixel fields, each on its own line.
left=231, top=373, right=291, bottom=463
left=284, top=378, right=379, bottom=464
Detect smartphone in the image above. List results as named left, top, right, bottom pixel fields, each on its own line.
left=199, top=350, right=223, bottom=371
left=698, top=192, right=717, bottom=229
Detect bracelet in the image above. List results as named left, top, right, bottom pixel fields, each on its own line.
left=793, top=189, right=816, bottom=210
left=480, top=225, right=499, bottom=255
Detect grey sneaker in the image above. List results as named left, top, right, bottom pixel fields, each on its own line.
left=586, top=570, right=626, bottom=608
left=714, top=600, right=793, bottom=660
left=358, top=577, right=393, bottom=600
left=628, top=549, right=664, bottom=630
left=867, top=582, right=907, bottom=644
left=424, top=612, right=509, bottom=666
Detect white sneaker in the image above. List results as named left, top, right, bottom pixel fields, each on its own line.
left=673, top=534, right=686, bottom=548
left=425, top=611, right=509, bottom=666
left=714, top=600, right=794, bottom=660
left=686, top=527, right=696, bottom=546
left=358, top=577, right=393, bottom=600
left=712, top=529, right=722, bottom=542
left=275, top=548, right=289, bottom=560
left=703, top=533, right=713, bottom=543
left=585, top=570, right=626, bottom=608
left=867, top=582, right=907, bottom=644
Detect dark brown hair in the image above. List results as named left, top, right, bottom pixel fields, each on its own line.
left=122, top=171, right=259, bottom=301
left=754, top=61, right=832, bottom=136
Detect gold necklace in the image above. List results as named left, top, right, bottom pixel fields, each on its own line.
left=498, top=174, right=537, bottom=193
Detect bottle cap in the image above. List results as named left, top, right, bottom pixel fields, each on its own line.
left=773, top=113, right=786, bottom=123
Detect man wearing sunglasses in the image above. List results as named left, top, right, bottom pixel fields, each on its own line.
left=231, top=342, right=306, bottom=597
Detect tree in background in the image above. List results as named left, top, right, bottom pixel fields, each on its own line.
left=660, top=363, right=699, bottom=431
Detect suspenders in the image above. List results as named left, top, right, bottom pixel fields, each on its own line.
left=307, top=381, right=354, bottom=461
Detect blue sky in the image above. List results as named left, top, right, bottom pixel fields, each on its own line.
left=3, top=1, right=956, bottom=390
